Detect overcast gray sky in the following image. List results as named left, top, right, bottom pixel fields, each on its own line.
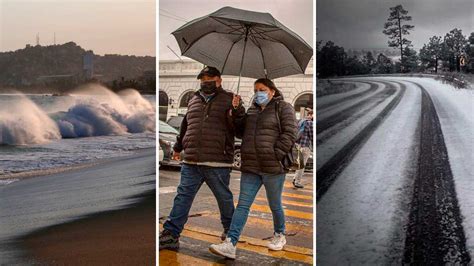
left=0, top=0, right=155, bottom=56
left=317, top=0, right=473, bottom=50
left=159, top=0, right=313, bottom=60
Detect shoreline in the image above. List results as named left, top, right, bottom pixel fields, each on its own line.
left=0, top=147, right=155, bottom=181
left=17, top=190, right=156, bottom=265
left=1, top=147, right=156, bottom=264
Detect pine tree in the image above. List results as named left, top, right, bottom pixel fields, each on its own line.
left=317, top=41, right=346, bottom=78
left=403, top=47, right=418, bottom=72
left=363, top=52, right=376, bottom=72
left=344, top=56, right=369, bottom=75
left=375, top=53, right=394, bottom=74
left=383, top=5, right=414, bottom=72
left=467, top=32, right=474, bottom=73
left=419, top=36, right=443, bottom=73
left=443, top=28, right=468, bottom=72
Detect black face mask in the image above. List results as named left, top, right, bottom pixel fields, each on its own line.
left=200, top=81, right=217, bottom=95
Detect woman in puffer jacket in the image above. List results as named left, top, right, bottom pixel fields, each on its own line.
left=209, top=78, right=297, bottom=259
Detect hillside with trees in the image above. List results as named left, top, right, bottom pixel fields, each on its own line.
left=0, top=42, right=155, bottom=93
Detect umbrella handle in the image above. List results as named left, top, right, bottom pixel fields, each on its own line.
left=236, top=26, right=250, bottom=95
left=236, top=75, right=241, bottom=94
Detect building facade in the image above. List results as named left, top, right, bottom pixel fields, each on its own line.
left=159, top=59, right=313, bottom=121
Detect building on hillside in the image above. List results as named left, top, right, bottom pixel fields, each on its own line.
left=83, top=51, right=94, bottom=80
left=159, top=58, right=314, bottom=122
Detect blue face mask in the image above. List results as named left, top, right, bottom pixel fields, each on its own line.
left=255, top=91, right=270, bottom=106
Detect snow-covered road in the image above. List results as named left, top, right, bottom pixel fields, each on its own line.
left=395, top=77, right=474, bottom=257
left=317, top=77, right=473, bottom=264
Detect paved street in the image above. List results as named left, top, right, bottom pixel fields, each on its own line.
left=159, top=167, right=314, bottom=265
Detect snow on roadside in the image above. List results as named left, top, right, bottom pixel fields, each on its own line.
left=398, top=77, right=474, bottom=256
left=318, top=80, right=421, bottom=264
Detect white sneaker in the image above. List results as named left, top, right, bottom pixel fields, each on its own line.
left=268, top=232, right=286, bottom=251
left=209, top=237, right=236, bottom=259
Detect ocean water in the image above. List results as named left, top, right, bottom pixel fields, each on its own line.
left=0, top=86, right=156, bottom=183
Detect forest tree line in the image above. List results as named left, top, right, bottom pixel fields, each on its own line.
left=317, top=5, right=473, bottom=78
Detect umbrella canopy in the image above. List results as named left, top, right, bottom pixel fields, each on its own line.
left=172, top=6, right=313, bottom=80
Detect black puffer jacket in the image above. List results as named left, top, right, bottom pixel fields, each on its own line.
left=236, top=90, right=297, bottom=174
left=173, top=87, right=245, bottom=164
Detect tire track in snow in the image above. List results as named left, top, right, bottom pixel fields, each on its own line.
left=317, top=81, right=378, bottom=111
left=317, top=81, right=397, bottom=145
left=403, top=81, right=471, bottom=264
left=316, top=81, right=406, bottom=201
left=317, top=82, right=395, bottom=134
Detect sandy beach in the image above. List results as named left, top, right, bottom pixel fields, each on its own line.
left=20, top=191, right=155, bottom=265
left=0, top=148, right=156, bottom=264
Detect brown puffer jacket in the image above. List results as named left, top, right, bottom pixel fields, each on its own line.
left=173, top=87, right=245, bottom=164
left=236, top=90, right=297, bottom=175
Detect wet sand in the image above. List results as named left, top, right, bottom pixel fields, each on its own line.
left=20, top=191, right=155, bottom=265
left=0, top=148, right=156, bottom=264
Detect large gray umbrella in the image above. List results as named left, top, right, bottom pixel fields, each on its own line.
left=172, top=6, right=313, bottom=91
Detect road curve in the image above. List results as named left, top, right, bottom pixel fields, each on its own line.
left=317, top=77, right=472, bottom=264
left=317, top=81, right=406, bottom=201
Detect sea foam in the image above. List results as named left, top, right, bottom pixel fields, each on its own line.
left=0, top=94, right=61, bottom=145
left=0, top=85, right=155, bottom=145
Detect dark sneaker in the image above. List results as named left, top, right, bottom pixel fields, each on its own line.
left=293, top=180, right=304, bottom=189
left=159, top=229, right=179, bottom=250
left=221, top=229, right=229, bottom=241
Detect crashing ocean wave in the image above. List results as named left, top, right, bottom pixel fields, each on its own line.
left=0, top=94, right=61, bottom=145
left=0, top=86, right=155, bottom=145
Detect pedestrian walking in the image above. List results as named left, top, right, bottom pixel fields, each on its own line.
left=209, top=78, right=297, bottom=259
left=159, top=66, right=245, bottom=250
left=293, top=109, right=313, bottom=188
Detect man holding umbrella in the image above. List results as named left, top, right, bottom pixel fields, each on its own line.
left=159, top=66, right=245, bottom=250
left=162, top=5, right=313, bottom=254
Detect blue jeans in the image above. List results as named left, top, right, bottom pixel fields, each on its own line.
left=227, top=172, right=286, bottom=245
left=163, top=164, right=234, bottom=237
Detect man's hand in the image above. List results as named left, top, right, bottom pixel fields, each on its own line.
left=172, top=151, right=181, bottom=161
left=232, top=94, right=241, bottom=109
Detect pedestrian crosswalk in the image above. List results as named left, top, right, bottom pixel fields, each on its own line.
left=159, top=177, right=314, bottom=265
left=256, top=196, right=313, bottom=208
left=282, top=192, right=313, bottom=200
left=250, top=203, right=313, bottom=220
left=160, top=249, right=224, bottom=265
left=283, top=182, right=313, bottom=192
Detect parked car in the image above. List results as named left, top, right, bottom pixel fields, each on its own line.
left=167, top=115, right=185, bottom=132
left=159, top=120, right=182, bottom=169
